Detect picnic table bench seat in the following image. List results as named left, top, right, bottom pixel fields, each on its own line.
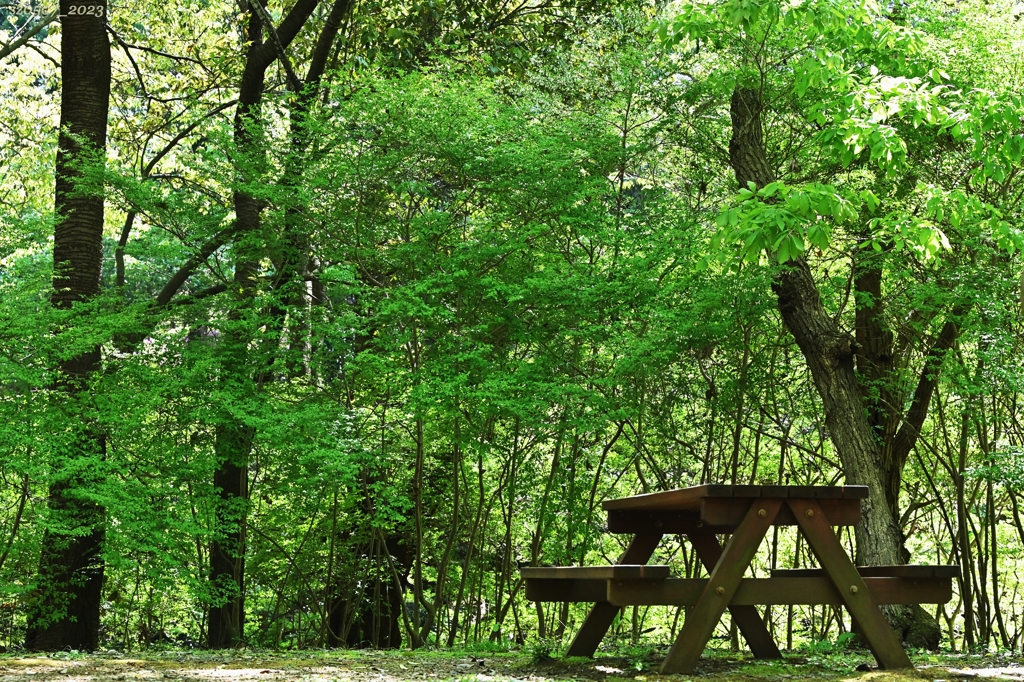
left=522, top=565, right=670, bottom=603
left=524, top=564, right=959, bottom=607
left=520, top=565, right=671, bottom=580
left=772, top=564, right=961, bottom=579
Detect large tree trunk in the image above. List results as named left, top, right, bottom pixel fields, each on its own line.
left=727, top=86, right=943, bottom=647
left=768, top=256, right=904, bottom=567
left=207, top=421, right=253, bottom=646
left=25, top=0, right=110, bottom=652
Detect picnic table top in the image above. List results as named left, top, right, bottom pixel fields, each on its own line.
left=601, top=484, right=869, bottom=511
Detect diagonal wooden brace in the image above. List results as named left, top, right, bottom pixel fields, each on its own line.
left=688, top=533, right=782, bottom=659
left=660, top=498, right=783, bottom=674
left=564, top=533, right=662, bottom=658
left=787, top=498, right=912, bottom=670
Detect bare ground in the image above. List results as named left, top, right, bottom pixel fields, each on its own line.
left=2, top=649, right=1023, bottom=682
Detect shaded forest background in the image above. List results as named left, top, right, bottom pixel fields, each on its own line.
left=2, top=0, right=1024, bottom=655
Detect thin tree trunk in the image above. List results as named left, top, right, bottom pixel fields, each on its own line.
left=427, top=416, right=461, bottom=643
left=446, top=434, right=488, bottom=646
left=410, top=413, right=426, bottom=648
left=206, top=0, right=321, bottom=647
left=0, top=473, right=30, bottom=574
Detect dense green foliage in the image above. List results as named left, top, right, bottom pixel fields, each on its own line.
left=2, top=0, right=1024, bottom=654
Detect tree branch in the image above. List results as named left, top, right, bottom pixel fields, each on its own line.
left=104, top=28, right=207, bottom=67
left=247, top=0, right=303, bottom=91
left=143, top=100, right=237, bottom=178
left=304, top=0, right=352, bottom=87
left=891, top=309, right=964, bottom=466
left=107, top=26, right=149, bottom=99
left=156, top=225, right=241, bottom=307
left=247, top=0, right=321, bottom=75
left=0, top=9, right=58, bottom=62
left=168, top=283, right=228, bottom=306
left=116, top=100, right=238, bottom=288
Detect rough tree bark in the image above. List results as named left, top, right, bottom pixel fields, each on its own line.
left=727, top=86, right=952, bottom=647
left=853, top=249, right=961, bottom=535
left=24, top=0, right=111, bottom=652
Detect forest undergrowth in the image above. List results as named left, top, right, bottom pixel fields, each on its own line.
left=2, top=647, right=1024, bottom=682
left=5, top=0, right=1024, bottom=657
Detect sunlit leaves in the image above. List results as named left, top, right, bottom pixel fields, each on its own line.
left=709, top=169, right=1024, bottom=269
left=660, top=0, right=1024, bottom=205
left=709, top=181, right=860, bottom=264
left=707, top=164, right=1024, bottom=267
left=657, top=0, right=920, bottom=65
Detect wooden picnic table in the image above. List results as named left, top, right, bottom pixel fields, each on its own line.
left=522, top=484, right=958, bottom=674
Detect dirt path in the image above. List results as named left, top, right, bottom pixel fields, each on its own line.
left=4, top=651, right=576, bottom=682
left=4, top=654, right=480, bottom=682
left=2, top=650, right=1023, bottom=682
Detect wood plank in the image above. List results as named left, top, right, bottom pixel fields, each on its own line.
left=858, top=565, right=960, bottom=579
left=866, top=577, right=953, bottom=604
left=520, top=565, right=671, bottom=580
left=603, top=485, right=871, bottom=512
left=606, top=577, right=953, bottom=606
left=788, top=498, right=912, bottom=670
left=607, top=509, right=735, bottom=535
left=688, top=533, right=781, bottom=660
left=609, top=578, right=704, bottom=606
left=788, top=485, right=821, bottom=498
left=602, top=487, right=710, bottom=511
left=840, top=486, right=869, bottom=499
left=525, top=578, right=608, bottom=603
left=564, top=533, right=661, bottom=658
left=702, top=497, right=861, bottom=527
left=659, top=498, right=782, bottom=674
left=935, top=566, right=961, bottom=579
left=772, top=565, right=961, bottom=579
left=770, top=568, right=833, bottom=578
left=812, top=487, right=845, bottom=499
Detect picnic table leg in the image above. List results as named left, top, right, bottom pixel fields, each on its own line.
left=688, top=533, right=782, bottom=659
left=660, top=499, right=783, bottom=675
left=564, top=533, right=662, bottom=658
left=787, top=498, right=913, bottom=670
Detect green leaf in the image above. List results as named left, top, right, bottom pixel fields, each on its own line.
left=776, top=237, right=790, bottom=263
